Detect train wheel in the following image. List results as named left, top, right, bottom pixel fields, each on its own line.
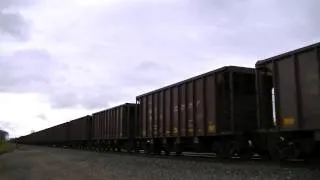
left=211, top=142, right=227, bottom=159
left=230, top=141, right=252, bottom=160
left=268, top=142, right=288, bottom=162
left=162, top=146, right=170, bottom=156
left=291, top=142, right=302, bottom=159
left=174, top=144, right=182, bottom=156
left=123, top=144, right=129, bottom=153
left=143, top=143, right=150, bottom=154
left=229, top=141, right=241, bottom=158
left=155, top=148, right=161, bottom=155
left=164, top=149, right=170, bottom=156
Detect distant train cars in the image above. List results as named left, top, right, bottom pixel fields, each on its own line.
left=15, top=42, right=320, bottom=162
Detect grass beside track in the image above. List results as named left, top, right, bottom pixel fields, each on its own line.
left=0, top=141, right=16, bottom=155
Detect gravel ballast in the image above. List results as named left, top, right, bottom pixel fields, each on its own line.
left=0, top=145, right=319, bottom=180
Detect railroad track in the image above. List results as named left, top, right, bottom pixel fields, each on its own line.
left=54, top=145, right=319, bottom=169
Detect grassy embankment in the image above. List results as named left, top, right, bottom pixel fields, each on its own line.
left=0, top=140, right=16, bottom=155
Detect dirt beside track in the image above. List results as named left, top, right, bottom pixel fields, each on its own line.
left=0, top=145, right=320, bottom=180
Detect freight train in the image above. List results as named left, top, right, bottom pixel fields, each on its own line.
left=14, top=42, right=320, bottom=161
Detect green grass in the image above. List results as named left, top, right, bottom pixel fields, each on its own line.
left=0, top=141, right=16, bottom=155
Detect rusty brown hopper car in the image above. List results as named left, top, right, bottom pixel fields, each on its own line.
left=22, top=131, right=37, bottom=145
left=46, top=122, right=69, bottom=146
left=256, top=42, right=320, bottom=131
left=18, top=134, right=32, bottom=145
left=255, top=42, right=320, bottom=160
left=31, top=128, right=50, bottom=145
left=69, top=115, right=92, bottom=148
left=91, top=103, right=137, bottom=151
left=20, top=127, right=59, bottom=146
left=14, top=42, right=320, bottom=162
left=34, top=129, right=48, bottom=145
left=136, top=66, right=257, bottom=154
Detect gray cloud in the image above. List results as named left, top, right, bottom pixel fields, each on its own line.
left=136, top=61, right=162, bottom=71
left=46, top=61, right=173, bottom=110
left=0, top=0, right=36, bottom=40
left=36, top=113, right=47, bottom=121
left=1, top=0, right=320, bottom=113
left=0, top=0, right=34, bottom=9
left=48, top=83, right=133, bottom=110
left=128, top=0, right=320, bottom=56
left=50, top=0, right=320, bottom=109
left=90, top=0, right=320, bottom=65
left=0, top=12, right=28, bottom=40
left=0, top=49, right=60, bottom=93
left=193, top=0, right=320, bottom=57
left=123, top=61, right=174, bottom=86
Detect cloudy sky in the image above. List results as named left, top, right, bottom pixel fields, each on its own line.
left=0, top=0, right=319, bottom=137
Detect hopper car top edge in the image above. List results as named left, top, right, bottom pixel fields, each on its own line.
left=69, top=115, right=91, bottom=121
left=256, top=42, right=320, bottom=66
left=92, top=103, right=136, bottom=115
left=24, top=103, right=136, bottom=135
left=136, top=65, right=255, bottom=98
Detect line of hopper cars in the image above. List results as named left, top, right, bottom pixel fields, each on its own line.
left=15, top=42, right=320, bottom=161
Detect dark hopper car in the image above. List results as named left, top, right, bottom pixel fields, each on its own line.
left=14, top=42, right=320, bottom=162
left=135, top=66, right=258, bottom=156
left=68, top=115, right=92, bottom=148
left=91, top=103, right=137, bottom=151
left=254, top=42, right=320, bottom=160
